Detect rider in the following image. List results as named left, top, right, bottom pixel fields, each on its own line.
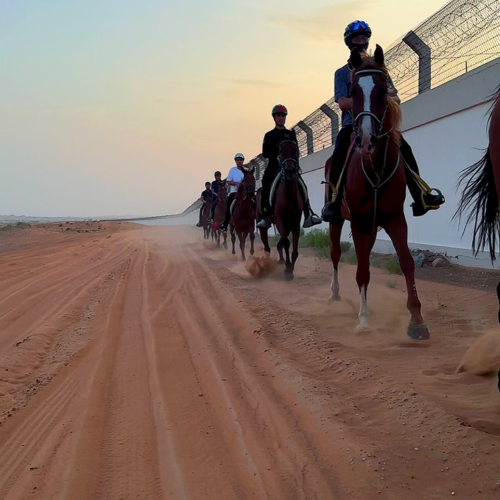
left=196, top=182, right=215, bottom=227
left=219, top=153, right=245, bottom=232
left=321, top=20, right=445, bottom=223
left=208, top=170, right=222, bottom=222
left=256, top=105, right=322, bottom=229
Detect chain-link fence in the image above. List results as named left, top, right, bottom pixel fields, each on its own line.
left=248, top=0, right=500, bottom=179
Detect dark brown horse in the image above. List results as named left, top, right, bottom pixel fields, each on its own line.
left=274, top=140, right=303, bottom=281
left=229, top=166, right=256, bottom=261
left=213, top=180, right=228, bottom=249
left=200, top=198, right=213, bottom=240
left=455, top=84, right=500, bottom=388
left=325, top=45, right=429, bottom=339
left=456, top=84, right=500, bottom=315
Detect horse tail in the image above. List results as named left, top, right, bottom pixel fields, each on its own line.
left=454, top=148, right=499, bottom=262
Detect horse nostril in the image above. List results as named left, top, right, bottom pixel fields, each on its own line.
left=370, top=135, right=378, bottom=145
left=355, top=136, right=361, bottom=145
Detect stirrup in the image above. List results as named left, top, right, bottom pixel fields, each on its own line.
left=303, top=214, right=322, bottom=229
left=256, top=218, right=271, bottom=229
left=423, top=188, right=445, bottom=207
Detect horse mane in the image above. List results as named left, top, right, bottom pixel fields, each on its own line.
left=352, top=54, right=402, bottom=145
left=487, top=83, right=500, bottom=125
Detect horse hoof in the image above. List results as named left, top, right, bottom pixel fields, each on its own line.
left=357, top=323, right=370, bottom=332
left=407, top=323, right=430, bottom=340
left=329, top=294, right=341, bottom=302
left=284, top=272, right=294, bottom=281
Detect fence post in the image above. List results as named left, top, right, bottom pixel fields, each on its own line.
left=296, top=121, right=314, bottom=156
left=402, top=30, right=431, bottom=94
left=320, top=104, right=340, bottom=146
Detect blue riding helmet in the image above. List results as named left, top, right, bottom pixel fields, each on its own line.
left=344, top=20, right=372, bottom=49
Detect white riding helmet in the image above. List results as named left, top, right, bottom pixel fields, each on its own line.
left=234, top=153, right=245, bottom=160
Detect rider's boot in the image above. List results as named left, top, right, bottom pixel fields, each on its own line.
left=411, top=190, right=445, bottom=216
left=297, top=176, right=322, bottom=228
left=256, top=206, right=272, bottom=229
left=406, top=171, right=445, bottom=217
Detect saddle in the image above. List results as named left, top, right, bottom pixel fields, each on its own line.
left=269, top=170, right=309, bottom=209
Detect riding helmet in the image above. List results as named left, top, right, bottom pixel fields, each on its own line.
left=272, top=104, right=288, bottom=116
left=344, top=20, right=371, bottom=50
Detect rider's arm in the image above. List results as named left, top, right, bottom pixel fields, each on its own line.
left=226, top=169, right=239, bottom=187
left=335, top=66, right=352, bottom=111
left=338, top=96, right=352, bottom=111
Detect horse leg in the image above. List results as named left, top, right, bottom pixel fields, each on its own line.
left=289, top=225, right=300, bottom=279
left=223, top=231, right=228, bottom=249
left=230, top=226, right=236, bottom=255
left=259, top=227, right=271, bottom=255
left=250, top=229, right=255, bottom=255
left=496, top=279, right=500, bottom=323
left=282, top=235, right=293, bottom=280
left=329, top=220, right=345, bottom=301
left=384, top=215, right=429, bottom=340
left=239, top=230, right=246, bottom=261
left=351, top=225, right=376, bottom=329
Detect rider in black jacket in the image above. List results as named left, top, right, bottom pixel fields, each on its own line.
left=257, top=104, right=322, bottom=229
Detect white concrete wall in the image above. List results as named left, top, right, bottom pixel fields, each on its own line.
left=299, top=59, right=500, bottom=269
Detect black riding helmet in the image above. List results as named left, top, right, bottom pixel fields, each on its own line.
left=344, top=20, right=372, bottom=52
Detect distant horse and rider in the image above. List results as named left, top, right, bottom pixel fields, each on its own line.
left=257, top=140, right=304, bottom=280
left=229, top=165, right=256, bottom=261
left=213, top=179, right=228, bottom=249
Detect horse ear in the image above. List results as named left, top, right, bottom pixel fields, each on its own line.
left=242, top=165, right=255, bottom=174
left=350, top=48, right=363, bottom=69
left=374, top=44, right=384, bottom=65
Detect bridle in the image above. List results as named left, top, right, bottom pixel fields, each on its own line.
left=278, top=141, right=300, bottom=181
left=352, top=68, right=392, bottom=141
left=351, top=67, right=400, bottom=231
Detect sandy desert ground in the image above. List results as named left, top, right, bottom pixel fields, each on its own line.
left=0, top=221, right=499, bottom=499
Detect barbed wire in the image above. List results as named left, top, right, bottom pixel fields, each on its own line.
left=246, top=0, right=500, bottom=179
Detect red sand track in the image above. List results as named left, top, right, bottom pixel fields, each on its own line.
left=0, top=222, right=499, bottom=499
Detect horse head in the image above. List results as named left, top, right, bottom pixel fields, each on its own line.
left=350, top=45, right=401, bottom=157
left=218, top=180, right=228, bottom=201
left=240, top=165, right=256, bottom=199
left=278, top=140, right=300, bottom=181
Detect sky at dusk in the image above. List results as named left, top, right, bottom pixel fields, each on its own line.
left=1, top=0, right=447, bottom=217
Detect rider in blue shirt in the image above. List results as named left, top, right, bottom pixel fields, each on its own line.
left=321, top=20, right=445, bottom=223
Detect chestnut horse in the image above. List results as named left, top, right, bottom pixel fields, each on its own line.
left=213, top=180, right=228, bottom=249
left=274, top=140, right=303, bottom=281
left=229, top=166, right=256, bottom=261
left=455, top=84, right=500, bottom=315
left=325, top=45, right=429, bottom=339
